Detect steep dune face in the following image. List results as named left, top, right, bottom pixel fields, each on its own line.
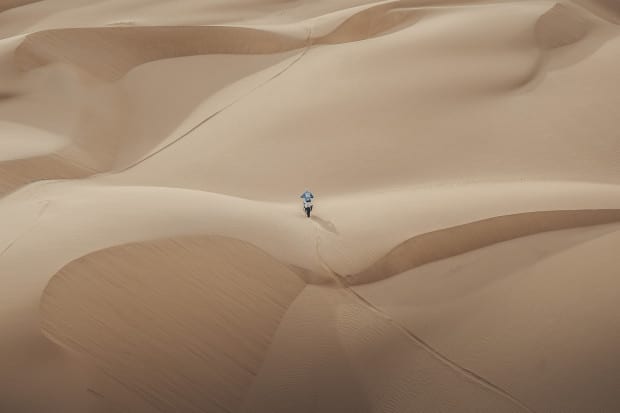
left=5, top=0, right=619, bottom=200
left=574, top=0, right=620, bottom=23
left=0, top=73, right=116, bottom=195
left=41, top=236, right=305, bottom=413
left=314, top=2, right=422, bottom=44
left=348, top=209, right=620, bottom=285
left=0, top=155, right=93, bottom=197
left=0, top=120, right=66, bottom=161
left=0, top=0, right=42, bottom=13
left=97, top=1, right=620, bottom=200
left=1, top=29, right=305, bottom=193
left=35, top=202, right=620, bottom=412
left=111, top=53, right=289, bottom=166
left=535, top=3, right=592, bottom=49
left=15, top=26, right=308, bottom=81
left=242, top=285, right=526, bottom=413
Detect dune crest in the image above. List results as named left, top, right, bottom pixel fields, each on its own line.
left=352, top=223, right=620, bottom=412
left=347, top=209, right=620, bottom=285
left=535, top=3, right=592, bottom=49
left=0, top=0, right=42, bottom=13
left=315, top=2, right=422, bottom=44
left=15, top=26, right=308, bottom=81
left=13, top=2, right=432, bottom=83
left=573, top=0, right=620, bottom=23
left=0, top=154, right=95, bottom=197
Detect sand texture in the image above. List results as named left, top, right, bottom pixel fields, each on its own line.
left=1, top=0, right=620, bottom=412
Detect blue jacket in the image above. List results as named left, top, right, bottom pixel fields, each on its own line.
left=300, top=191, right=314, bottom=202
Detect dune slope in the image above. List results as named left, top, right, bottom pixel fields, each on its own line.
left=347, top=208, right=620, bottom=284
left=41, top=236, right=305, bottom=413
left=353, top=223, right=620, bottom=412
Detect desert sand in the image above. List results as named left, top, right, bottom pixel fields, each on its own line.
left=1, top=0, right=620, bottom=412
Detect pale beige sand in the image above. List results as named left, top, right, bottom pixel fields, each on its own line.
left=1, top=0, right=620, bottom=412
left=353, top=223, right=620, bottom=412
left=0, top=0, right=41, bottom=14
left=41, top=236, right=305, bottom=413
left=347, top=209, right=620, bottom=284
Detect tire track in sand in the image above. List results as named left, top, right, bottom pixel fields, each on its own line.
left=0, top=199, right=50, bottom=259
left=310, top=220, right=536, bottom=413
left=117, top=25, right=314, bottom=173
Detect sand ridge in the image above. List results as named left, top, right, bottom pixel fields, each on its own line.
left=310, top=219, right=536, bottom=412
left=346, top=208, right=620, bottom=284
left=352, top=223, right=620, bottom=412
left=35, top=199, right=620, bottom=412
left=0, top=0, right=42, bottom=14
left=3, top=0, right=620, bottom=198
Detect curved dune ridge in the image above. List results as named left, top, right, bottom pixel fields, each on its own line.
left=3, top=1, right=429, bottom=197
left=574, top=0, right=620, bottom=23
left=350, top=222, right=620, bottom=413
left=0, top=49, right=308, bottom=197
left=0, top=154, right=95, bottom=197
left=0, top=0, right=42, bottom=13
left=40, top=211, right=620, bottom=412
left=535, top=3, right=592, bottom=49
left=19, top=0, right=599, bottom=82
left=14, top=1, right=432, bottom=83
left=84, top=1, right=620, bottom=200
left=15, top=26, right=308, bottom=81
left=3, top=0, right=617, bottom=201
left=3, top=27, right=303, bottom=196
left=347, top=209, right=620, bottom=285
left=314, top=1, right=422, bottom=44
left=41, top=236, right=306, bottom=413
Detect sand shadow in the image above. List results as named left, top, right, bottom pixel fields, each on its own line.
left=0, top=91, right=18, bottom=100
left=311, top=215, right=339, bottom=235
left=347, top=209, right=620, bottom=285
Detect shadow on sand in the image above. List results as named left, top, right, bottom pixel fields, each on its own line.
left=311, top=215, right=339, bottom=235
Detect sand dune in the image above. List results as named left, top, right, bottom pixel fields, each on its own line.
left=353, top=223, right=620, bottom=412
left=0, top=0, right=42, bottom=14
left=574, top=0, right=620, bottom=23
left=2, top=31, right=303, bottom=190
left=535, top=3, right=592, bottom=49
left=15, top=26, right=308, bottom=81
left=42, top=236, right=305, bottom=413
left=5, top=0, right=620, bottom=196
left=0, top=154, right=94, bottom=197
left=43, top=215, right=620, bottom=413
left=2, top=0, right=620, bottom=411
left=95, top=1, right=620, bottom=200
left=347, top=208, right=620, bottom=284
left=242, top=284, right=527, bottom=413
left=312, top=1, right=422, bottom=44
left=42, top=212, right=617, bottom=412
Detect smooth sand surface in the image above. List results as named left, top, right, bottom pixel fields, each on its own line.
left=1, top=0, right=620, bottom=412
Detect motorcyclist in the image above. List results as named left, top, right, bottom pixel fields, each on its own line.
left=300, top=189, right=314, bottom=218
